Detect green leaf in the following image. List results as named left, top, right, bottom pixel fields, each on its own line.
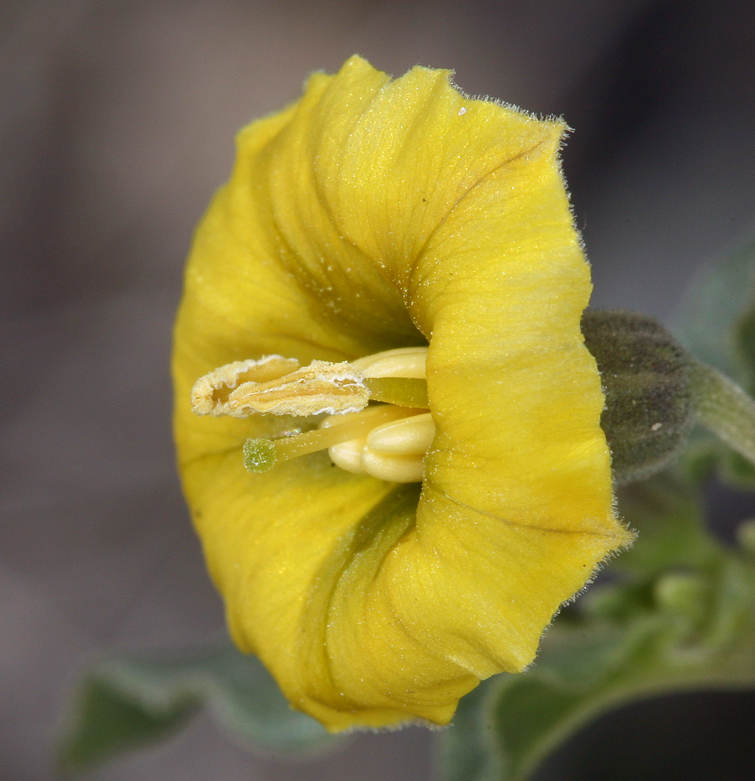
left=614, top=471, right=719, bottom=576
left=678, top=431, right=755, bottom=490
left=58, top=675, right=196, bottom=776
left=735, top=301, right=755, bottom=391
left=476, top=616, right=661, bottom=781
left=672, top=230, right=755, bottom=385
left=439, top=471, right=755, bottom=781
left=715, top=447, right=755, bottom=490
left=670, top=230, right=755, bottom=488
left=58, top=644, right=339, bottom=776
left=437, top=678, right=503, bottom=781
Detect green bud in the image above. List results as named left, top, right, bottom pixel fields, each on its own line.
left=582, top=310, right=694, bottom=484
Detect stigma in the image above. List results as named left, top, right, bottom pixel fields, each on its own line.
left=191, top=347, right=434, bottom=482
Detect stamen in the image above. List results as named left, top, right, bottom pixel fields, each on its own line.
left=328, top=410, right=436, bottom=482
left=325, top=437, right=367, bottom=474
left=358, top=347, right=429, bottom=407
left=365, top=412, right=435, bottom=455
left=364, top=377, right=428, bottom=408
left=325, top=406, right=424, bottom=475
left=194, top=359, right=369, bottom=418
left=242, top=406, right=420, bottom=473
left=352, top=347, right=427, bottom=378
left=195, top=347, right=434, bottom=481
left=193, top=348, right=429, bottom=417
left=361, top=451, right=426, bottom=483
left=192, top=355, right=300, bottom=416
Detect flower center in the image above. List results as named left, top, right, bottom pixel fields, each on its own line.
left=191, top=347, right=433, bottom=482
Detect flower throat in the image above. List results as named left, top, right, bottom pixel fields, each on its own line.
left=190, top=347, right=433, bottom=483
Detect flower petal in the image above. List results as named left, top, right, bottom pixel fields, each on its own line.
left=173, top=56, right=632, bottom=731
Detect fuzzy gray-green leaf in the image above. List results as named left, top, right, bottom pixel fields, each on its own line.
left=58, top=645, right=339, bottom=776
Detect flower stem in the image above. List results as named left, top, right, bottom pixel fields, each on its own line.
left=689, top=359, right=755, bottom=464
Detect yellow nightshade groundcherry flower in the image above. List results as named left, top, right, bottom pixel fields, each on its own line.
left=172, top=55, right=634, bottom=732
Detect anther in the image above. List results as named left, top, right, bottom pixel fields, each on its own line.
left=193, top=347, right=434, bottom=481
left=192, top=358, right=369, bottom=417
left=361, top=450, right=426, bottom=483
left=191, top=355, right=300, bottom=416
left=365, top=413, right=435, bottom=455
left=325, top=410, right=436, bottom=482
left=352, top=347, right=427, bottom=378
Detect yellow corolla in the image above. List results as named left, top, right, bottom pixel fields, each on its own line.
left=172, top=55, right=633, bottom=731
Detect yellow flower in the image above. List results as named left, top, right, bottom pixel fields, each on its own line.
left=172, top=55, right=633, bottom=731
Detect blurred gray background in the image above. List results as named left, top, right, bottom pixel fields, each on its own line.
left=2, top=1, right=755, bottom=779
